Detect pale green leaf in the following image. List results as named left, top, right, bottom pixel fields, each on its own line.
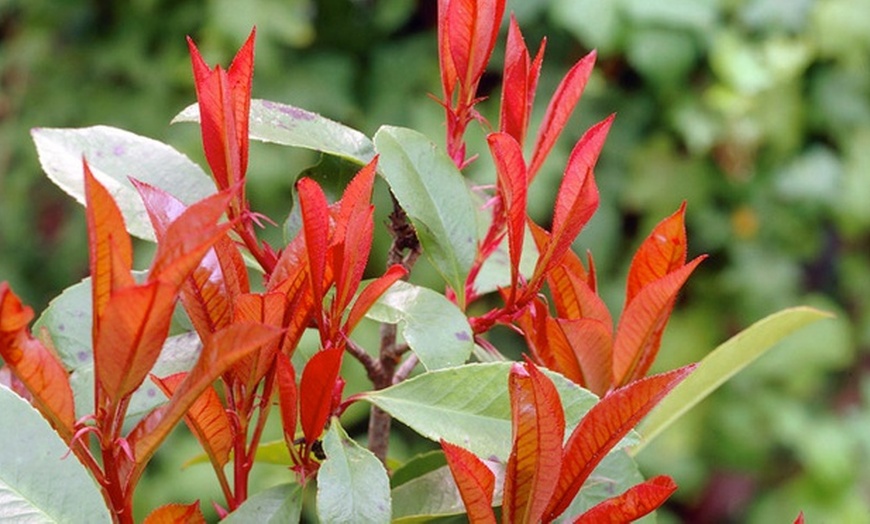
left=252, top=440, right=293, bottom=466
left=30, top=126, right=214, bottom=241
left=317, top=419, right=391, bottom=524
left=361, top=363, right=599, bottom=460
left=365, top=281, right=472, bottom=370
left=173, top=99, right=375, bottom=164
left=634, top=306, right=832, bottom=453
left=221, top=483, right=303, bottom=524
left=373, top=126, right=478, bottom=306
left=0, top=385, right=111, bottom=524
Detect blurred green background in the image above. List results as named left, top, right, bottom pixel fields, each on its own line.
left=2, top=0, right=870, bottom=522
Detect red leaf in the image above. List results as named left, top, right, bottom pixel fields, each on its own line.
left=558, top=318, right=613, bottom=397
left=142, top=501, right=206, bottom=524
left=275, top=353, right=298, bottom=449
left=440, top=439, right=497, bottom=524
left=794, top=512, right=805, bottom=524
left=548, top=260, right=610, bottom=326
left=344, top=264, right=407, bottom=335
left=130, top=322, right=282, bottom=480
left=153, top=372, right=233, bottom=468
left=437, top=0, right=458, bottom=101
left=503, top=361, right=565, bottom=524
left=544, top=365, right=696, bottom=521
left=297, top=177, right=331, bottom=329
left=515, top=298, right=585, bottom=387
left=499, top=15, right=545, bottom=147
left=528, top=51, right=597, bottom=181
left=487, top=132, right=528, bottom=296
left=572, top=475, right=677, bottom=524
left=446, top=0, right=506, bottom=101
left=83, top=160, right=134, bottom=336
left=299, top=347, right=344, bottom=445
left=612, top=256, right=705, bottom=386
left=625, top=203, right=688, bottom=305
left=0, top=283, right=75, bottom=438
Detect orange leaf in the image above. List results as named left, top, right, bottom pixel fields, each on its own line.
left=297, top=177, right=331, bottom=329
left=612, top=257, right=705, bottom=386
left=299, top=347, right=344, bottom=445
left=625, top=203, right=688, bottom=305
left=153, top=373, right=233, bottom=468
left=344, top=264, right=407, bottom=335
left=0, top=283, right=75, bottom=439
left=83, top=160, right=134, bottom=336
left=445, top=0, right=506, bottom=100
left=548, top=261, right=610, bottom=326
left=503, top=362, right=564, bottom=524
left=528, top=51, right=597, bottom=182
left=572, top=475, right=676, bottom=524
left=558, top=318, right=613, bottom=397
left=487, top=132, right=528, bottom=296
left=142, top=501, right=206, bottom=524
left=440, top=439, right=497, bottom=524
left=437, top=0, right=458, bottom=101
left=275, top=353, right=298, bottom=449
left=544, top=365, right=695, bottom=521
left=515, top=298, right=585, bottom=386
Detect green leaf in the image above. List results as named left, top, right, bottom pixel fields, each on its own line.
left=361, top=363, right=600, bottom=460
left=33, top=278, right=93, bottom=371
left=173, top=99, right=375, bottom=164
left=391, top=450, right=448, bottom=489
left=30, top=126, right=215, bottom=241
left=221, top=483, right=303, bottom=524
left=391, top=466, right=468, bottom=523
left=0, top=385, right=111, bottom=523
left=365, top=281, right=472, bottom=370
left=373, top=126, right=478, bottom=306
left=317, top=419, right=391, bottom=524
left=634, top=306, right=832, bottom=453
left=252, top=439, right=294, bottom=466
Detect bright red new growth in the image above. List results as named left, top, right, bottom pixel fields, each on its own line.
left=299, top=347, right=344, bottom=445
left=572, top=475, right=677, bottom=524
left=441, top=439, right=497, bottom=524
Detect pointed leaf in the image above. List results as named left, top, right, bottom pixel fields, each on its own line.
left=503, top=362, right=564, bottom=524
left=297, top=177, right=331, bottom=324
left=446, top=0, right=506, bottom=97
left=374, top=126, right=478, bottom=306
left=299, top=347, right=343, bottom=444
left=0, top=385, right=111, bottom=523
left=516, top=298, right=586, bottom=386
left=221, top=483, right=303, bottom=524
left=31, top=126, right=214, bottom=241
left=573, top=475, right=676, bottom=524
left=558, top=318, right=613, bottom=396
left=142, top=502, right=206, bottom=524
left=487, top=132, right=528, bottom=294
left=152, top=373, right=233, bottom=468
left=548, top=260, right=610, bottom=326
left=499, top=15, right=532, bottom=145
left=437, top=0, right=457, bottom=100
left=528, top=51, right=597, bottom=181
left=635, top=307, right=832, bottom=452
left=344, top=265, right=407, bottom=335
left=227, top=29, right=256, bottom=181
left=230, top=292, right=285, bottom=388
left=362, top=363, right=598, bottom=460
left=440, top=440, right=496, bottom=524
left=317, top=419, right=391, bottom=524
left=544, top=365, right=695, bottom=521
left=612, top=257, right=704, bottom=386
left=0, top=284, right=75, bottom=438
left=173, top=99, right=375, bottom=164
left=275, top=353, right=298, bottom=448
left=626, top=203, right=688, bottom=304
left=392, top=463, right=494, bottom=523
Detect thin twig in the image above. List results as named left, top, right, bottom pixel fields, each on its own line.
left=393, top=354, right=419, bottom=384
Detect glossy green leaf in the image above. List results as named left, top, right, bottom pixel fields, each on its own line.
left=374, top=126, right=478, bottom=306
left=365, top=281, right=472, bottom=370
left=221, top=483, right=303, bottom=524
left=30, top=126, right=214, bottom=241
left=361, top=363, right=600, bottom=460
left=173, top=99, right=375, bottom=164
left=390, top=450, right=448, bottom=489
left=634, top=306, right=832, bottom=453
left=0, top=385, right=111, bottom=523
left=252, top=439, right=294, bottom=466
left=317, top=419, right=391, bottom=524
left=391, top=466, right=470, bottom=523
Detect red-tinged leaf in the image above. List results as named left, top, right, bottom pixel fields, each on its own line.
left=130, top=322, right=282, bottom=480
left=515, top=298, right=586, bottom=387
left=446, top=0, right=506, bottom=100
left=572, top=475, right=676, bottom=524
left=440, top=439, right=497, bottom=524
left=794, top=512, right=805, bottom=524
left=503, top=362, right=564, bottom=524
left=230, top=292, right=285, bottom=388
left=500, top=15, right=531, bottom=145
left=626, top=203, right=688, bottom=305
left=142, top=501, right=206, bottom=524
left=0, top=283, right=75, bottom=438
left=299, top=347, right=343, bottom=445
left=344, top=264, right=407, bottom=335
left=487, top=132, right=528, bottom=297
left=94, top=281, right=177, bottom=402
left=275, top=353, right=298, bottom=448
left=437, top=0, right=458, bottom=101
left=227, top=29, right=256, bottom=182
left=548, top=261, right=610, bottom=326
left=297, top=177, right=331, bottom=326
left=153, top=373, right=233, bottom=468
left=528, top=51, right=597, bottom=181
left=543, top=365, right=696, bottom=521
left=83, top=160, right=134, bottom=335
left=559, top=318, right=613, bottom=396
left=612, top=257, right=705, bottom=386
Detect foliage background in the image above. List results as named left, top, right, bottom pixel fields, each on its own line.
left=1, top=0, right=869, bottom=521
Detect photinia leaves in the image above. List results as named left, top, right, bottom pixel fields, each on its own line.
left=0, top=283, right=76, bottom=439
left=440, top=440, right=496, bottom=524
left=487, top=132, right=528, bottom=298
left=625, top=203, right=688, bottom=305
left=544, top=365, right=696, bottom=521
left=572, top=475, right=676, bottom=524
left=230, top=292, right=285, bottom=389
left=344, top=265, right=407, bottom=335
left=299, top=347, right=344, bottom=446
left=444, top=0, right=506, bottom=102
left=503, top=362, right=565, bottom=524
left=499, top=14, right=545, bottom=148
left=557, top=318, right=613, bottom=397
left=275, top=353, right=298, bottom=450
left=297, top=176, right=331, bottom=330
left=142, top=501, right=206, bottom=524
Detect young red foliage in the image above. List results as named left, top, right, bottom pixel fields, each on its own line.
left=344, top=264, right=407, bottom=335
left=142, top=501, right=206, bottom=524
left=298, top=347, right=344, bottom=446
left=499, top=14, right=545, bottom=147
left=441, top=439, right=497, bottom=524
left=572, top=475, right=677, bottom=524
left=625, top=203, right=689, bottom=304
left=443, top=0, right=505, bottom=105
left=275, top=353, right=298, bottom=451
left=297, top=176, right=331, bottom=334
left=229, top=292, right=285, bottom=390
left=487, top=132, right=528, bottom=299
